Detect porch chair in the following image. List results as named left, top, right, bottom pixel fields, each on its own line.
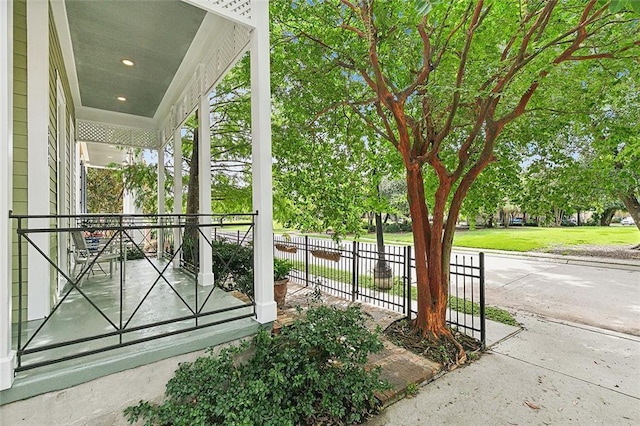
left=71, top=231, right=119, bottom=285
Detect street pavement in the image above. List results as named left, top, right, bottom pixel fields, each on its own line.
left=367, top=312, right=640, bottom=425
left=475, top=251, right=640, bottom=336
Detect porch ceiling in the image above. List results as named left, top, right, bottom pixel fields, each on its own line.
left=83, top=142, right=128, bottom=168
left=65, top=0, right=207, bottom=119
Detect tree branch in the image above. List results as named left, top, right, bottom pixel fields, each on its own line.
left=435, top=1, right=487, bottom=152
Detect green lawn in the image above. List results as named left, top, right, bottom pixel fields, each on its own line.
left=291, top=260, right=517, bottom=325
left=357, top=226, right=639, bottom=252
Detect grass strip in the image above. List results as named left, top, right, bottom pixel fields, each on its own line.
left=289, top=260, right=517, bottom=326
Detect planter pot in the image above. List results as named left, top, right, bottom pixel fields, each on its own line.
left=373, top=267, right=394, bottom=290
left=275, top=243, right=297, bottom=254
left=274, top=278, right=289, bottom=309
left=310, top=249, right=341, bottom=262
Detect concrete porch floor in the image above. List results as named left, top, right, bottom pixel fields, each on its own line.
left=1, top=258, right=259, bottom=405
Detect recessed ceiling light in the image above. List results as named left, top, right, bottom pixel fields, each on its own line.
left=121, top=59, right=134, bottom=66
left=116, top=96, right=127, bottom=102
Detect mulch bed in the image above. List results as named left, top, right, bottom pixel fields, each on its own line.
left=384, top=318, right=482, bottom=370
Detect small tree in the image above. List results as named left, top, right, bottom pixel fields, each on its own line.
left=273, top=0, right=639, bottom=358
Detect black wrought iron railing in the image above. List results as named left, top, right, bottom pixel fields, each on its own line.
left=270, top=234, right=486, bottom=346
left=10, top=212, right=257, bottom=372
left=172, top=229, right=486, bottom=344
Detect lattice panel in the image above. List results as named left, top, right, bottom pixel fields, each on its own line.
left=203, top=24, right=251, bottom=92
left=132, top=129, right=158, bottom=147
left=206, top=0, right=251, bottom=22
left=77, top=120, right=158, bottom=148
left=185, top=77, right=200, bottom=114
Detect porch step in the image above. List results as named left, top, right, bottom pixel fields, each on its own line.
left=0, top=318, right=259, bottom=406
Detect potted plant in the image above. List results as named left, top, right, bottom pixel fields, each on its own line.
left=273, top=258, right=293, bottom=309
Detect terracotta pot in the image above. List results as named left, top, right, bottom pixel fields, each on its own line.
left=274, top=278, right=289, bottom=309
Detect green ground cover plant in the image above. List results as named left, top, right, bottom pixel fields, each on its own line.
left=124, top=305, right=387, bottom=426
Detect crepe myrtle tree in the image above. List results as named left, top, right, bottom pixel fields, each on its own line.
left=273, top=0, right=639, bottom=359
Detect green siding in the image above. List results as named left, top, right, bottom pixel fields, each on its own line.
left=11, top=0, right=78, bottom=321
left=12, top=0, right=28, bottom=323
left=48, top=8, right=75, bottom=304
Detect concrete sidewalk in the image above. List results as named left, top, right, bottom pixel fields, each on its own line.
left=367, top=312, right=640, bottom=425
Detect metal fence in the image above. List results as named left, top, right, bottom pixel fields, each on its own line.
left=10, top=212, right=257, bottom=372
left=271, top=234, right=486, bottom=345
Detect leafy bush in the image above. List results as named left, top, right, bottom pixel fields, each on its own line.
left=124, top=305, right=387, bottom=425
left=212, top=238, right=253, bottom=278
left=383, top=223, right=402, bottom=233
left=212, top=238, right=254, bottom=295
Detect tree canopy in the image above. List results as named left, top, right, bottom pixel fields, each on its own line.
left=270, top=0, right=640, bottom=355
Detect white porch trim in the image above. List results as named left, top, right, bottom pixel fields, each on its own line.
left=157, top=145, right=165, bottom=260
left=27, top=0, right=51, bottom=320
left=181, top=0, right=254, bottom=29
left=250, top=0, right=276, bottom=324
left=159, top=19, right=251, bottom=146
left=55, top=74, right=69, bottom=300
left=172, top=125, right=183, bottom=269
left=0, top=0, right=16, bottom=391
left=197, top=89, right=214, bottom=287
left=76, top=120, right=157, bottom=149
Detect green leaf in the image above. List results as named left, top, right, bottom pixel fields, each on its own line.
left=416, top=0, right=432, bottom=15
left=610, top=0, right=626, bottom=13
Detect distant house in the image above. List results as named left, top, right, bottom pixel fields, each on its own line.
left=0, top=0, right=275, bottom=407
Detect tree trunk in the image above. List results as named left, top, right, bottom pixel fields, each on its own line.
left=373, top=211, right=393, bottom=288
left=184, top=116, right=200, bottom=267
left=599, top=208, right=615, bottom=226
left=374, top=212, right=388, bottom=272
left=620, top=191, right=640, bottom=235
left=405, top=166, right=449, bottom=339
left=554, top=208, right=563, bottom=227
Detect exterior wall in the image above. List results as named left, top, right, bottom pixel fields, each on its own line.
left=11, top=1, right=76, bottom=321
left=12, top=0, right=27, bottom=324
left=48, top=12, right=75, bottom=303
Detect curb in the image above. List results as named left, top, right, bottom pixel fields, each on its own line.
left=451, top=247, right=640, bottom=271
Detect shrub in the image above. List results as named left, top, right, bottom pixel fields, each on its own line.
left=383, top=223, right=401, bottom=233
left=124, top=305, right=387, bottom=425
left=212, top=238, right=254, bottom=295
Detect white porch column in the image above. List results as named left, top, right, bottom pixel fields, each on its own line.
left=251, top=0, right=276, bottom=323
left=27, top=0, right=50, bottom=320
left=172, top=126, right=182, bottom=269
left=157, top=146, right=165, bottom=259
left=122, top=151, right=136, bottom=215
left=0, top=0, right=16, bottom=391
left=197, top=92, right=213, bottom=286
